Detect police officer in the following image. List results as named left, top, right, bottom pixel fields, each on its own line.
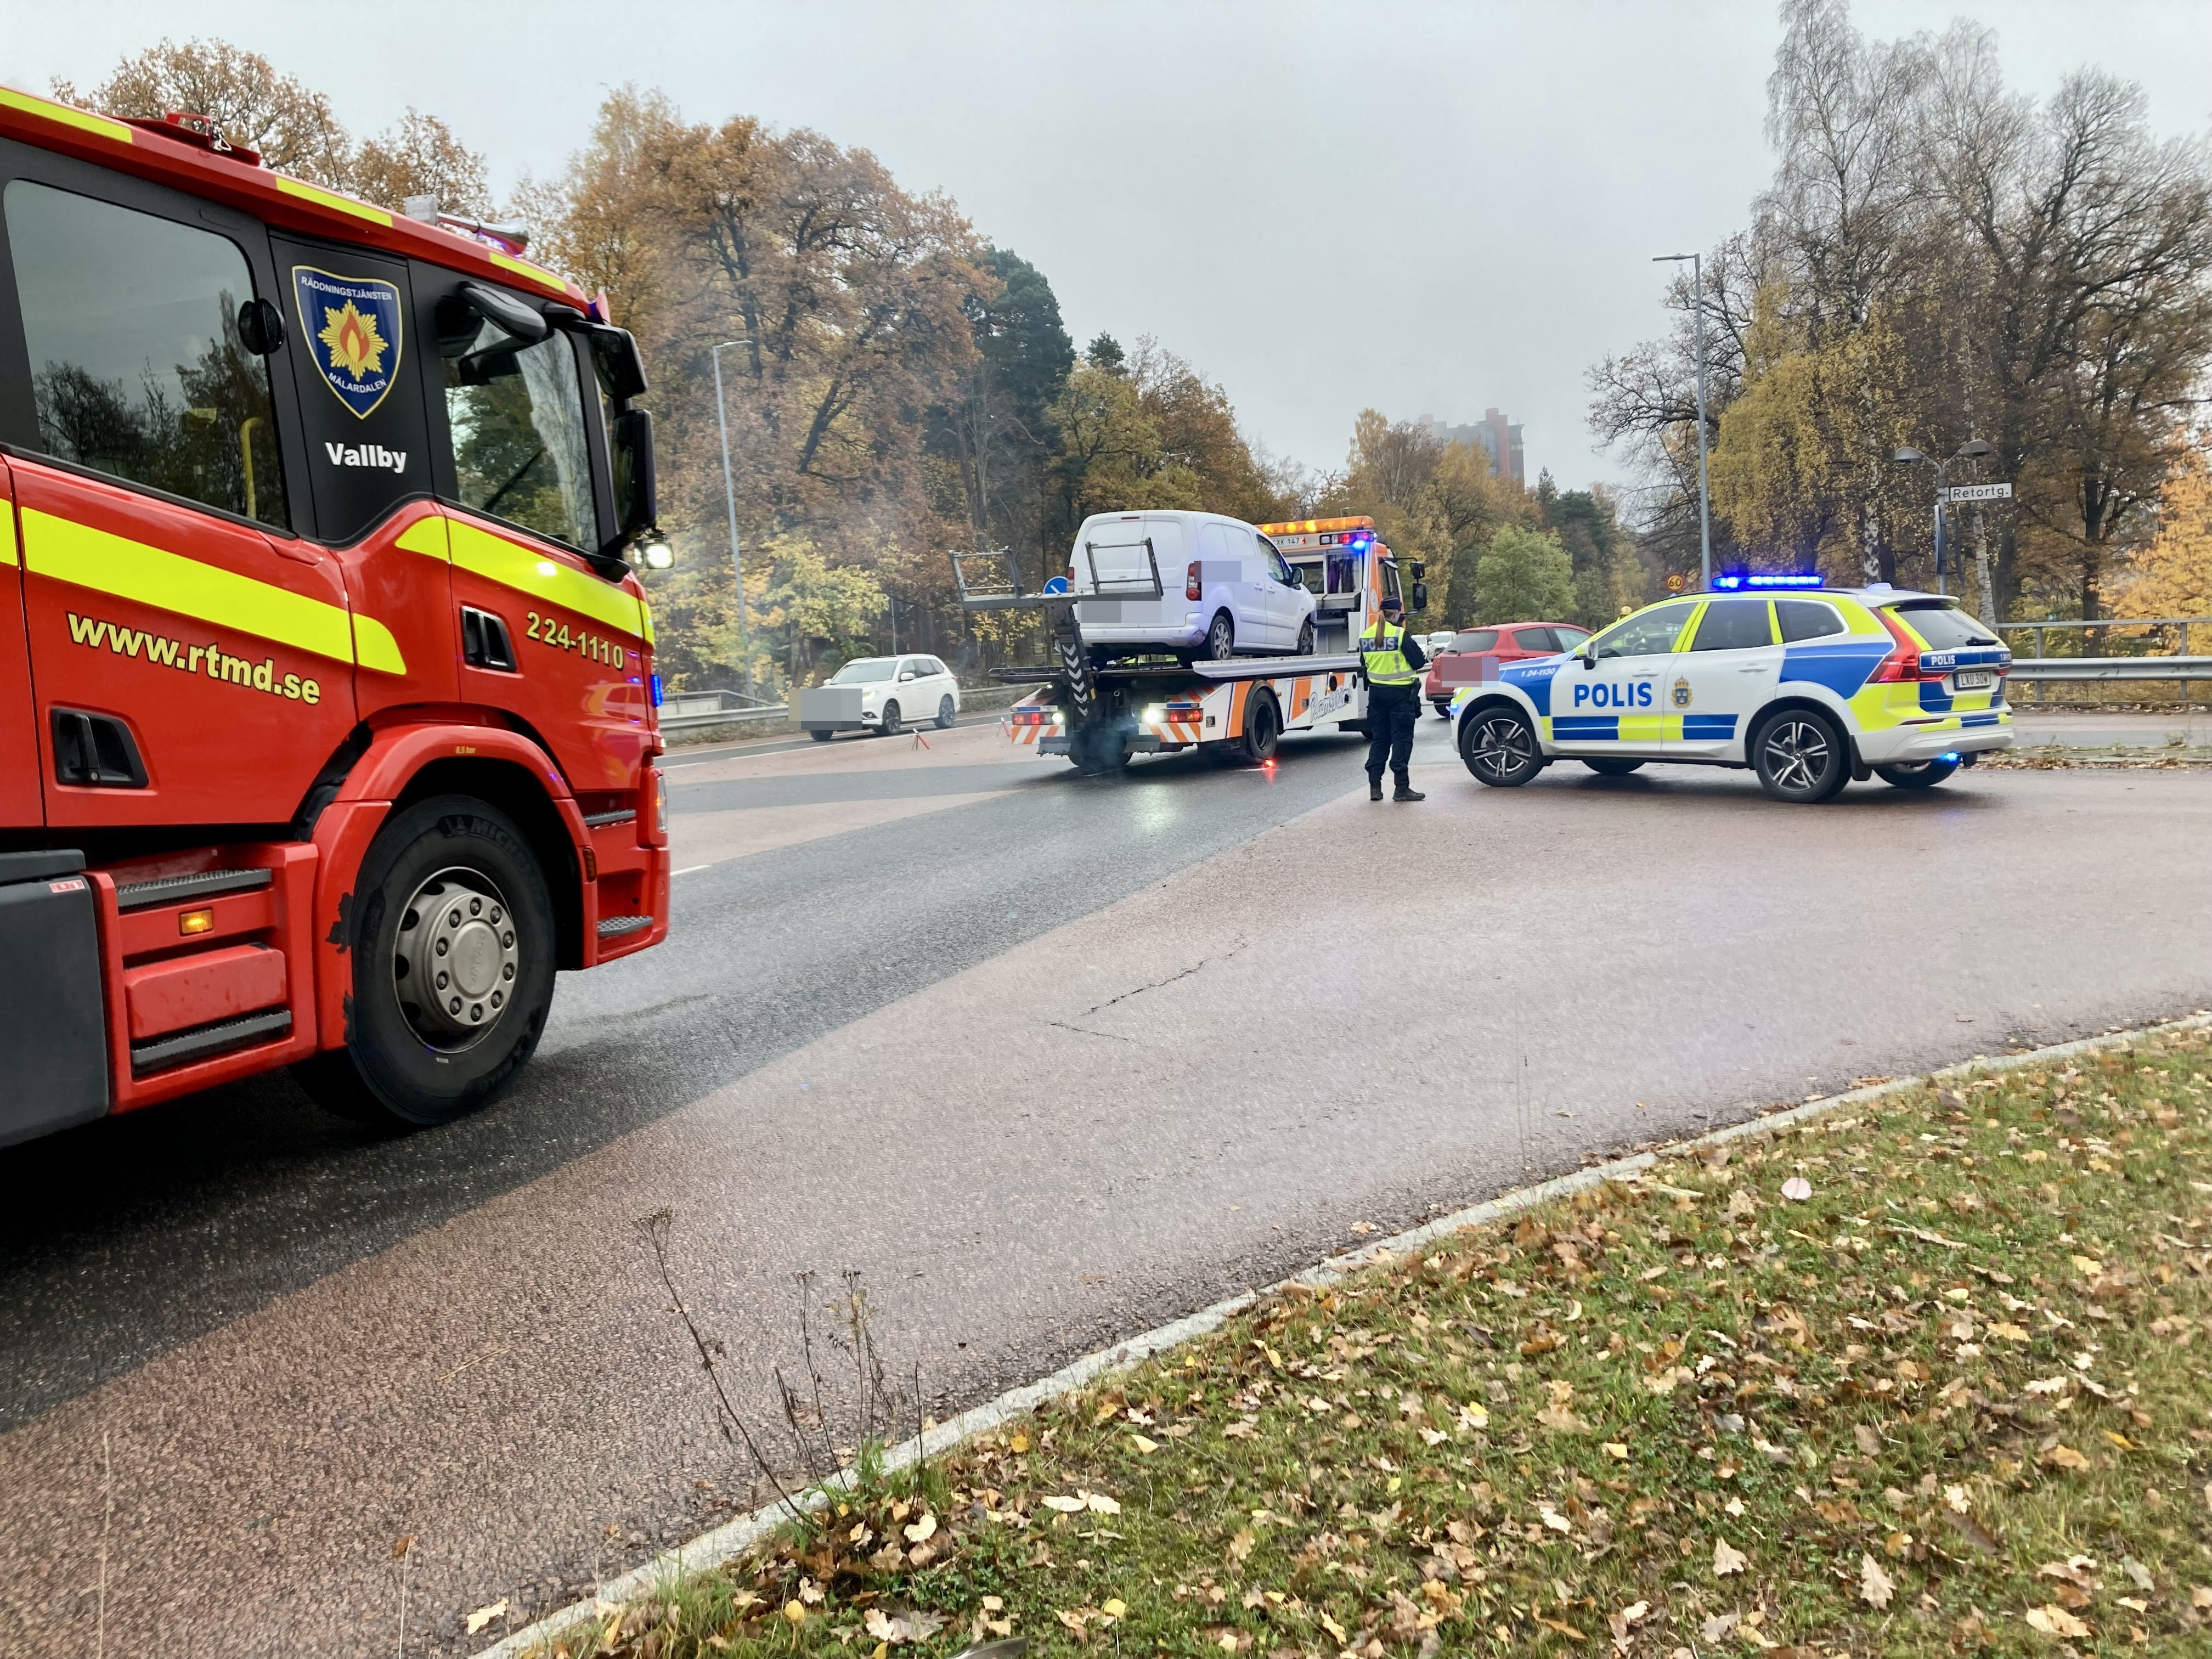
left=1358, top=593, right=1427, bottom=802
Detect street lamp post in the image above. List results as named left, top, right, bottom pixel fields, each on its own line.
left=1654, top=253, right=1713, bottom=592
left=712, top=338, right=753, bottom=695
left=1891, top=439, right=1993, bottom=596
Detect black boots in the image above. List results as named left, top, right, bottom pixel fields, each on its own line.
left=1368, top=778, right=1384, bottom=801
left=1393, top=783, right=1425, bottom=802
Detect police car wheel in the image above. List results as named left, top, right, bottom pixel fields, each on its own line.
left=293, top=794, right=556, bottom=1127
left=1875, top=758, right=1959, bottom=789
left=1752, top=710, right=1850, bottom=803
left=1582, top=758, right=1645, bottom=776
left=1460, top=706, right=1543, bottom=787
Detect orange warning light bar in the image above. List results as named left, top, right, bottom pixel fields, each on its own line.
left=1256, top=515, right=1375, bottom=537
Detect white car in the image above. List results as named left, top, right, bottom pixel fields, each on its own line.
left=1067, top=510, right=1316, bottom=661
left=804, top=654, right=961, bottom=741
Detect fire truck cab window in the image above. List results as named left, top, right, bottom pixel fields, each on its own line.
left=441, top=309, right=596, bottom=551
left=4, top=180, right=286, bottom=527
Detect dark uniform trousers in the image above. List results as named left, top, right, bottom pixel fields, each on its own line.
left=1365, top=686, right=1419, bottom=783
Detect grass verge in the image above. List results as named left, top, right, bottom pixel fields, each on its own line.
left=533, top=1030, right=2212, bottom=1658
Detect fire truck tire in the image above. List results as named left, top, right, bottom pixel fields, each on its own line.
left=295, top=795, right=556, bottom=1127
left=1235, top=689, right=1282, bottom=764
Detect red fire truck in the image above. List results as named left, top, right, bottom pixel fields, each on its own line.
left=0, top=89, right=673, bottom=1145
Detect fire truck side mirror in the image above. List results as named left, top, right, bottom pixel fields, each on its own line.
left=236, top=297, right=285, bottom=356
left=609, top=407, right=659, bottom=551
left=1410, top=580, right=1429, bottom=613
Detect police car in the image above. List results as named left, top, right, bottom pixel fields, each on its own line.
left=1450, top=582, right=2013, bottom=802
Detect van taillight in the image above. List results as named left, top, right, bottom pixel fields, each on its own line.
left=1187, top=561, right=1203, bottom=601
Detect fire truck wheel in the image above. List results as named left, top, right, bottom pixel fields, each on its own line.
left=1236, top=689, right=1282, bottom=764
left=295, top=794, right=556, bottom=1127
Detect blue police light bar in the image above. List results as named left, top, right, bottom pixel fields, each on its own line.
left=1710, top=571, right=1824, bottom=591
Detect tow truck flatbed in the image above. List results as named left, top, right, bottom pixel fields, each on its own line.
left=990, top=652, right=1363, bottom=686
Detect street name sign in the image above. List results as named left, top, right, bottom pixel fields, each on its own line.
left=1940, top=482, right=2013, bottom=503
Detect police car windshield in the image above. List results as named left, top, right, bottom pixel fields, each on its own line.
left=830, top=659, right=896, bottom=683
left=1892, top=602, right=1998, bottom=649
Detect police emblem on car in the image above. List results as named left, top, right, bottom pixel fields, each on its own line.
left=291, top=266, right=403, bottom=419
left=1672, top=677, right=1692, bottom=709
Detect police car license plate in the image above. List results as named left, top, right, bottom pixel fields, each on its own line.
left=1955, top=669, right=1994, bottom=690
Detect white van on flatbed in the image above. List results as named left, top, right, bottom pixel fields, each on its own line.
left=1069, top=510, right=1316, bottom=661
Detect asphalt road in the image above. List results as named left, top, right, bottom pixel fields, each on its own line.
left=3, top=715, right=2208, bottom=1657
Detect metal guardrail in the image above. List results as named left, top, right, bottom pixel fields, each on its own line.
left=657, top=684, right=1029, bottom=733
left=2006, top=657, right=2212, bottom=682
left=1999, top=616, right=2210, bottom=657
left=659, top=691, right=787, bottom=732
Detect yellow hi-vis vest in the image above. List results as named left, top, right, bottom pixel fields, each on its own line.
left=1359, top=620, right=1420, bottom=686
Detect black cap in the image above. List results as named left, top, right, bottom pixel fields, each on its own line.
left=1380, top=593, right=1404, bottom=612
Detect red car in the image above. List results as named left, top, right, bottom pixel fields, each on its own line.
left=1425, top=621, right=1592, bottom=716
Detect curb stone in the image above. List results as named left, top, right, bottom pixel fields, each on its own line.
left=474, top=1008, right=2212, bottom=1657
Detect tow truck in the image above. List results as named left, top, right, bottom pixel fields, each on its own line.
left=952, top=516, right=1434, bottom=772
left=1, top=88, right=673, bottom=1145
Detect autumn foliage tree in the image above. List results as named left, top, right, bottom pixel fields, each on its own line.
left=1590, top=0, right=2212, bottom=623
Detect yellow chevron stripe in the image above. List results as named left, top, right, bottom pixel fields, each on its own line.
left=20, top=508, right=407, bottom=674
left=274, top=176, right=392, bottom=227
left=1, top=88, right=134, bottom=144
left=396, top=516, right=450, bottom=560
left=488, top=250, right=568, bottom=293
left=447, top=518, right=645, bottom=639
left=352, top=615, right=408, bottom=674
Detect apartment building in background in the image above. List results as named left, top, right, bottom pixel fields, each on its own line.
left=1419, top=409, right=1525, bottom=486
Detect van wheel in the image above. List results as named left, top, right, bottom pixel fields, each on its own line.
left=1876, top=757, right=1958, bottom=789
left=292, top=795, right=556, bottom=1127
left=1460, top=706, right=1544, bottom=787
left=1582, top=758, right=1645, bottom=776
left=1237, top=689, right=1281, bottom=763
left=1201, top=612, right=1234, bottom=661
left=935, top=695, right=956, bottom=729
left=881, top=701, right=902, bottom=736
left=809, top=729, right=836, bottom=742
left=1294, top=618, right=1315, bottom=656
left=1752, top=709, right=1850, bottom=802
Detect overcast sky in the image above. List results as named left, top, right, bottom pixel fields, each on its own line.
left=14, top=2, right=2212, bottom=494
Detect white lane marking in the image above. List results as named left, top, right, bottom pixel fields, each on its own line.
left=670, top=864, right=713, bottom=877
left=471, top=1007, right=2212, bottom=1659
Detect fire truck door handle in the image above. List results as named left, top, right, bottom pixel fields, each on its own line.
left=271, top=537, right=326, bottom=567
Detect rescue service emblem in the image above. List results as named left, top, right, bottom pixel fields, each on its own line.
left=1671, top=676, right=1692, bottom=709
left=291, top=266, right=403, bottom=419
